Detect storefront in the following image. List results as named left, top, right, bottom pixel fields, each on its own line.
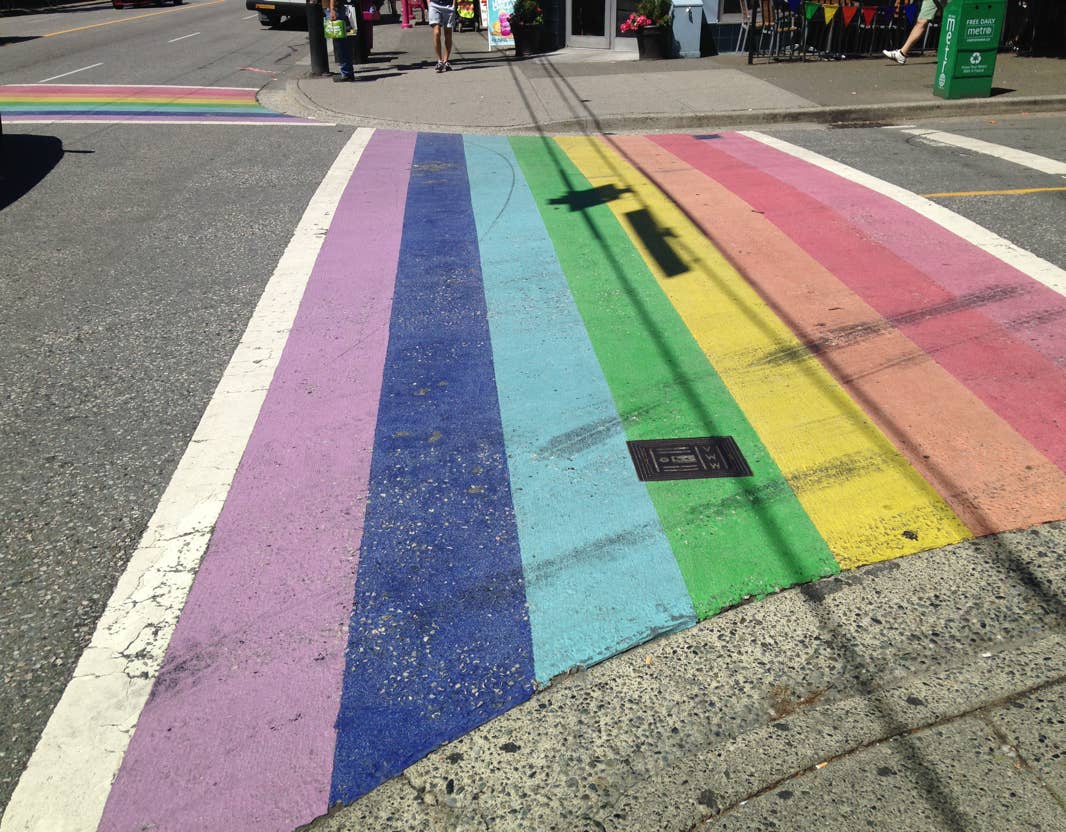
left=550, top=0, right=1062, bottom=57
left=561, top=0, right=737, bottom=50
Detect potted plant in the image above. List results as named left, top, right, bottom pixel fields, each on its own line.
left=619, top=0, right=671, bottom=59
left=508, top=0, right=544, bottom=57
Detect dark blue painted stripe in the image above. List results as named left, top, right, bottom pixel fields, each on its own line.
left=329, top=133, right=535, bottom=805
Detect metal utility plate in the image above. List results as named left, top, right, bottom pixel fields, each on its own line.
left=626, top=436, right=753, bottom=482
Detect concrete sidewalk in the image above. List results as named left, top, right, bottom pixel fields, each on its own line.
left=306, top=524, right=1066, bottom=832
left=262, top=20, right=1066, bottom=132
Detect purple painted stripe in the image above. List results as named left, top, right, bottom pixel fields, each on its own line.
left=98, top=130, right=416, bottom=832
left=714, top=133, right=1066, bottom=368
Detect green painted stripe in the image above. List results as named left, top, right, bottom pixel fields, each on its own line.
left=510, top=136, right=839, bottom=618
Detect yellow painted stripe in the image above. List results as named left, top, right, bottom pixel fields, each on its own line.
left=923, top=186, right=1066, bottom=198
left=42, top=0, right=224, bottom=38
left=556, top=135, right=971, bottom=569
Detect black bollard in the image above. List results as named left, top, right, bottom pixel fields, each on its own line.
left=307, top=0, right=330, bottom=75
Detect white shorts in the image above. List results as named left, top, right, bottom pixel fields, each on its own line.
left=918, top=0, right=940, bottom=20
left=428, top=1, right=456, bottom=27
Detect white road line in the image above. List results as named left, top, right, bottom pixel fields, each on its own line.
left=899, top=127, right=1066, bottom=176
left=0, top=127, right=373, bottom=832
left=242, top=11, right=258, bottom=17
left=167, top=30, right=201, bottom=41
left=35, top=62, right=103, bottom=83
left=742, top=131, right=1066, bottom=299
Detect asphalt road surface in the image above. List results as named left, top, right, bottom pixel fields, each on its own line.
left=0, top=0, right=311, bottom=87
left=2, top=5, right=1065, bottom=823
left=0, top=0, right=355, bottom=811
left=761, top=113, right=1066, bottom=271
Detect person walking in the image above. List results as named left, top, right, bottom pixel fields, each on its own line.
left=327, top=0, right=356, bottom=81
left=429, top=0, right=456, bottom=72
left=884, top=0, right=946, bottom=64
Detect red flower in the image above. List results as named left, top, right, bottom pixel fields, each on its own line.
left=620, top=11, right=657, bottom=31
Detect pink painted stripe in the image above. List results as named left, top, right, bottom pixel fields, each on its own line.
left=657, top=134, right=1066, bottom=474
left=0, top=84, right=255, bottom=99
left=98, top=130, right=415, bottom=832
left=714, top=133, right=1066, bottom=368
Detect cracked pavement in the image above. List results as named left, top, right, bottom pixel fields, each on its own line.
left=305, top=523, right=1066, bottom=832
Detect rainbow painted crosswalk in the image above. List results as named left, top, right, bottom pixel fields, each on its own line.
left=6, top=129, right=1066, bottom=832
left=0, top=84, right=320, bottom=123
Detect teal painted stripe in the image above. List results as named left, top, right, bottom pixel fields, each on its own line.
left=464, top=135, right=696, bottom=685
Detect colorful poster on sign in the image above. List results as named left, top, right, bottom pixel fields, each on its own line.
left=486, top=0, right=515, bottom=47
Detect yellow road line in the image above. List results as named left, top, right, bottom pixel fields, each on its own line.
left=923, top=186, right=1066, bottom=198
left=557, top=135, right=971, bottom=569
left=43, top=0, right=224, bottom=38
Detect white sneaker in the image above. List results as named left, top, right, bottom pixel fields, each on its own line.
left=883, top=48, right=906, bottom=64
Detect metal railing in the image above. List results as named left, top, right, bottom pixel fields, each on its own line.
left=740, top=0, right=943, bottom=62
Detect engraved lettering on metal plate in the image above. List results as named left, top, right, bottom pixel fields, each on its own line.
left=626, top=437, right=753, bottom=482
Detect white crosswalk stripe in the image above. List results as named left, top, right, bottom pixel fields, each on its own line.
left=896, top=127, right=1066, bottom=176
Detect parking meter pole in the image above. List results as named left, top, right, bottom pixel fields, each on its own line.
left=307, top=0, right=330, bottom=76
left=934, top=0, right=1006, bottom=99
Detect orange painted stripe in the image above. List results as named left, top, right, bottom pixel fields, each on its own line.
left=613, top=134, right=1066, bottom=535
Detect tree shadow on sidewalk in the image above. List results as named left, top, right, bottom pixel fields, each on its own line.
left=347, top=38, right=521, bottom=81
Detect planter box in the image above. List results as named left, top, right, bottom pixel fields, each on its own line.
left=511, top=22, right=542, bottom=56
left=636, top=26, right=668, bottom=58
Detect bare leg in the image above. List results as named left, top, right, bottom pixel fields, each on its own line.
left=900, top=17, right=929, bottom=56
left=443, top=26, right=452, bottom=61
left=433, top=23, right=443, bottom=60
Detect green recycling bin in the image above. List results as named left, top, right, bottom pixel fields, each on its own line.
left=934, top=0, right=1006, bottom=99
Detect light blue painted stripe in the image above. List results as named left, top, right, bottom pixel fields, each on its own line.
left=464, top=135, right=697, bottom=684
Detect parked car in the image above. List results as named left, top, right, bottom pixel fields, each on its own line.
left=248, top=0, right=307, bottom=27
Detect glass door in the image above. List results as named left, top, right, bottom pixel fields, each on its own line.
left=568, top=0, right=613, bottom=47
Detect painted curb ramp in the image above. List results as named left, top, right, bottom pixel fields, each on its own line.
left=4, top=129, right=1066, bottom=832
left=0, top=84, right=326, bottom=124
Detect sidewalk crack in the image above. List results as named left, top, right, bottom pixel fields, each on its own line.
left=979, top=710, right=1066, bottom=813
left=671, top=669, right=1066, bottom=831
